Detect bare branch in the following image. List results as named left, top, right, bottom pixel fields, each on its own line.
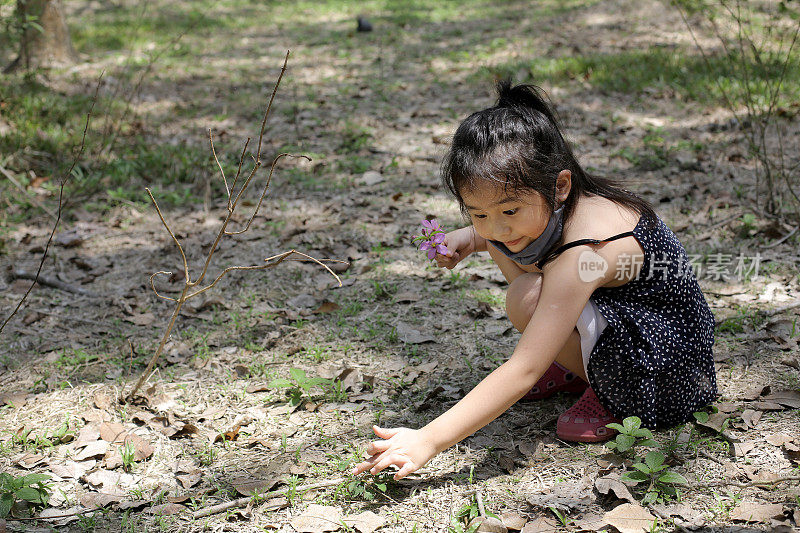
left=209, top=128, right=231, bottom=204
left=149, top=271, right=179, bottom=302
left=145, top=188, right=190, bottom=284
left=225, top=153, right=312, bottom=235
left=256, top=50, right=290, bottom=161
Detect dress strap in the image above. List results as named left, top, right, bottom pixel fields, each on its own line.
left=535, top=231, right=635, bottom=269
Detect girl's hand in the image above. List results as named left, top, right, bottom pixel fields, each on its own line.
left=435, top=227, right=477, bottom=269
left=351, top=426, right=438, bottom=480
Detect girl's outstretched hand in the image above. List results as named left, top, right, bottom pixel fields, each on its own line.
left=351, top=425, right=438, bottom=480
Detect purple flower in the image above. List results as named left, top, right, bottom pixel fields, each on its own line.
left=413, top=219, right=448, bottom=260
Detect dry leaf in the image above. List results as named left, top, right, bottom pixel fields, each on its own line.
left=49, top=460, right=95, bottom=480
left=75, top=440, right=109, bottom=461
left=290, top=504, right=343, bottom=533
left=520, top=516, right=559, bottom=533
left=603, top=503, right=655, bottom=533
left=571, top=512, right=606, bottom=531
left=80, top=492, right=122, bottom=509
left=527, top=478, right=594, bottom=512
left=313, top=301, right=340, bottom=314
left=38, top=506, right=83, bottom=526
left=83, top=470, right=135, bottom=495
left=81, top=409, right=112, bottom=423
left=13, top=453, right=45, bottom=469
left=73, top=425, right=100, bottom=448
left=93, top=392, right=112, bottom=410
left=343, top=511, right=387, bottom=533
left=176, top=471, right=203, bottom=489
left=696, top=411, right=729, bottom=433
left=151, top=503, right=185, bottom=515
left=126, top=312, right=155, bottom=326
left=732, top=442, right=755, bottom=457
left=395, top=322, right=435, bottom=344
left=762, top=390, right=800, bottom=408
left=117, top=500, right=149, bottom=511
left=740, top=409, right=761, bottom=428
left=232, top=477, right=281, bottom=497
left=467, top=516, right=507, bottom=533
left=730, top=501, right=785, bottom=523
left=499, top=512, right=527, bottom=531
left=595, top=474, right=636, bottom=503
left=99, top=422, right=127, bottom=443
left=766, top=434, right=794, bottom=446
left=742, top=466, right=781, bottom=484
left=0, top=393, right=28, bottom=408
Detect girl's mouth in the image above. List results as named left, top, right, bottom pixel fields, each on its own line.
left=504, top=237, right=523, bottom=247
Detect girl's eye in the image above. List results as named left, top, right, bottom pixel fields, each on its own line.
left=503, top=209, right=517, bottom=216
left=472, top=214, right=487, bottom=219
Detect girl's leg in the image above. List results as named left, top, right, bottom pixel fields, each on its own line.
left=504, top=271, right=587, bottom=382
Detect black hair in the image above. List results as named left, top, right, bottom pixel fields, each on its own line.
left=441, top=80, right=656, bottom=228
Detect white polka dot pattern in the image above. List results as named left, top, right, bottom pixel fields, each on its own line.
left=587, top=214, right=718, bottom=428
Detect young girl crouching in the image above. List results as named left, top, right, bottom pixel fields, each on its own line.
left=353, top=81, right=717, bottom=480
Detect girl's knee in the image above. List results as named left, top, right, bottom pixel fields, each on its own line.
left=506, top=272, right=543, bottom=331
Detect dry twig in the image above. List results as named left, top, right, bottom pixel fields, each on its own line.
left=0, top=76, right=102, bottom=337
left=126, top=51, right=344, bottom=401
left=192, top=478, right=345, bottom=519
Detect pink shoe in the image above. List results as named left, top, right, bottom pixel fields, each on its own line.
left=556, top=387, right=620, bottom=443
left=521, top=362, right=588, bottom=401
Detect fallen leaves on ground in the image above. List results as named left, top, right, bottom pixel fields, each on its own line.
left=729, top=501, right=785, bottom=523
left=602, top=503, right=656, bottom=533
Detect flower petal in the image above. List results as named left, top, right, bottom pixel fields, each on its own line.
left=432, top=233, right=445, bottom=244
left=421, top=220, right=433, bottom=230
left=419, top=242, right=432, bottom=251
left=436, top=244, right=449, bottom=255
left=427, top=248, right=437, bottom=260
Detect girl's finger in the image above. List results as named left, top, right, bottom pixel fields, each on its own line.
left=351, top=457, right=377, bottom=475
left=372, top=425, right=399, bottom=439
left=394, top=462, right=417, bottom=480
left=365, top=440, right=390, bottom=455
left=369, top=453, right=403, bottom=475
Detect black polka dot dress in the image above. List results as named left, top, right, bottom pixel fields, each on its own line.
left=587, top=214, right=717, bottom=428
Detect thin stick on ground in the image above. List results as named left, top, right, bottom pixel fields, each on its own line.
left=192, top=478, right=345, bottom=519
left=0, top=75, right=102, bottom=337
left=125, top=50, right=345, bottom=402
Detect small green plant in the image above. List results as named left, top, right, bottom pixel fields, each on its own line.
left=620, top=450, right=688, bottom=505
left=11, top=419, right=73, bottom=450
left=549, top=506, right=572, bottom=528
left=0, top=472, right=52, bottom=517
left=120, top=441, right=136, bottom=472
left=270, top=368, right=333, bottom=407
left=447, top=492, right=499, bottom=533
left=605, top=416, right=657, bottom=454
left=737, top=213, right=758, bottom=238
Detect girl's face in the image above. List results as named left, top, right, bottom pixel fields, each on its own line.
left=460, top=181, right=552, bottom=252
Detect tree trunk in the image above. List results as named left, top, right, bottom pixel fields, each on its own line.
left=5, top=0, right=78, bottom=72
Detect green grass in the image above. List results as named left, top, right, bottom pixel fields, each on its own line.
left=481, top=47, right=800, bottom=105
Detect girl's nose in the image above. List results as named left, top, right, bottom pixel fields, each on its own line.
left=491, top=220, right=510, bottom=239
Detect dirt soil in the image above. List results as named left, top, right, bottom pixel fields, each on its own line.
left=1, top=0, right=799, bottom=531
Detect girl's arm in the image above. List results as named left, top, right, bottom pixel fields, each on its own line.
left=353, top=248, right=600, bottom=479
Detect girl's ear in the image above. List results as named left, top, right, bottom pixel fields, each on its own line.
left=556, top=169, right=572, bottom=203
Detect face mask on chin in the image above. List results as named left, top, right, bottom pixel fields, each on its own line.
left=487, top=204, right=564, bottom=266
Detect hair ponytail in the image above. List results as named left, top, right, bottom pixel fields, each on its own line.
left=495, top=80, right=561, bottom=132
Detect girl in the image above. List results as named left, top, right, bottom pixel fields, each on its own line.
left=353, top=81, right=717, bottom=480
